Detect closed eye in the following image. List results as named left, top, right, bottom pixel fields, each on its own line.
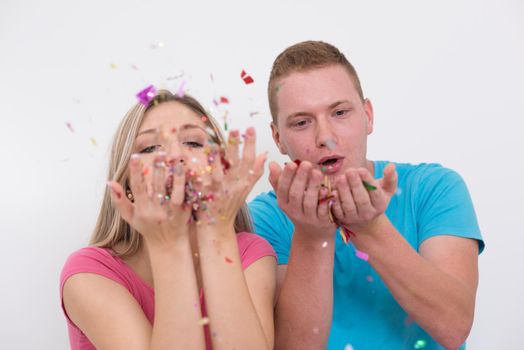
left=183, top=141, right=204, bottom=148
left=139, top=145, right=160, bottom=154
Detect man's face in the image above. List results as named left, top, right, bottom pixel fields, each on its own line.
left=271, top=64, right=374, bottom=179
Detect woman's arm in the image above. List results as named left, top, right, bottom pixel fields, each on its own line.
left=197, top=228, right=276, bottom=350
left=62, top=234, right=204, bottom=350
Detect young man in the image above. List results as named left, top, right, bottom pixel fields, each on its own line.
left=249, top=41, right=484, bottom=350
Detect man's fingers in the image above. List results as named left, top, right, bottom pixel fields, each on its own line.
left=381, top=163, right=398, bottom=195
left=268, top=161, right=282, bottom=192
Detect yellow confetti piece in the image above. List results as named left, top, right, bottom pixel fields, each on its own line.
left=110, top=63, right=118, bottom=69
left=89, top=137, right=97, bottom=146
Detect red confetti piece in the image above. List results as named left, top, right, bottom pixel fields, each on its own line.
left=293, top=159, right=301, bottom=166
left=318, top=194, right=335, bottom=205
left=142, top=168, right=150, bottom=176
left=225, top=257, right=233, bottom=263
left=201, top=116, right=208, bottom=122
left=240, top=69, right=254, bottom=84
left=219, top=96, right=229, bottom=104
left=171, top=127, right=177, bottom=133
left=340, top=226, right=355, bottom=244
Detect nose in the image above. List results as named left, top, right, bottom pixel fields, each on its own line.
left=160, top=128, right=186, bottom=165
left=315, top=116, right=337, bottom=149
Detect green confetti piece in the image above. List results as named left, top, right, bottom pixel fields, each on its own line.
left=414, top=339, right=427, bottom=349
left=362, top=180, right=377, bottom=191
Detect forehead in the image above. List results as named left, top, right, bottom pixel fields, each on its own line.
left=276, top=65, right=360, bottom=115
left=139, top=101, right=205, bottom=132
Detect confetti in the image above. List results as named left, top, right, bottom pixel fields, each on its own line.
left=366, top=275, right=374, bottom=282
left=176, top=80, right=186, bottom=97
left=201, top=116, right=208, bottom=123
left=312, top=327, right=319, bottom=334
left=89, top=137, right=97, bottom=146
left=355, top=249, right=369, bottom=261
left=225, top=257, right=233, bottom=263
left=249, top=111, right=259, bottom=117
left=219, top=96, right=229, bottom=104
left=167, top=72, right=184, bottom=80
left=321, top=166, right=327, bottom=173
left=65, top=122, right=75, bottom=133
left=414, top=339, right=427, bottom=349
left=339, top=226, right=354, bottom=244
left=110, top=63, right=118, bottom=69
left=362, top=180, right=377, bottom=191
left=318, top=194, right=335, bottom=205
left=322, top=241, right=328, bottom=248
left=240, top=69, right=254, bottom=84
left=293, top=159, right=301, bottom=166
left=150, top=41, right=165, bottom=49
left=325, top=139, right=337, bottom=150
left=344, top=345, right=354, bottom=350
left=396, top=187, right=403, bottom=196
left=131, top=64, right=139, bottom=70
left=198, top=317, right=210, bottom=326
left=136, top=85, right=156, bottom=105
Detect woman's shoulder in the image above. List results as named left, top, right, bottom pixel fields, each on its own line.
left=60, top=246, right=130, bottom=291
left=235, top=232, right=277, bottom=270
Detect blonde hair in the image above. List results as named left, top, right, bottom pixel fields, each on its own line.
left=268, top=40, right=364, bottom=123
left=90, top=90, right=254, bottom=257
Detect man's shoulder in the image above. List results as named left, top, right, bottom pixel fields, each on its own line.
left=380, top=161, right=460, bottom=184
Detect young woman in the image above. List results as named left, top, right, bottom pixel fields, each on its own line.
left=60, top=90, right=276, bottom=349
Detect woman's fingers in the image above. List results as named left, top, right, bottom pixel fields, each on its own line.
left=169, top=163, right=186, bottom=206
left=268, top=161, right=282, bottom=192
left=240, top=127, right=256, bottom=175
left=152, top=152, right=167, bottom=205
left=128, top=154, right=148, bottom=204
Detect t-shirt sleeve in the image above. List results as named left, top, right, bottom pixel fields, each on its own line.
left=237, top=232, right=277, bottom=270
left=248, top=193, right=294, bottom=265
left=59, top=247, right=132, bottom=327
left=416, top=166, right=484, bottom=253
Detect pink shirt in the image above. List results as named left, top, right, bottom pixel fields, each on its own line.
left=60, top=232, right=276, bottom=349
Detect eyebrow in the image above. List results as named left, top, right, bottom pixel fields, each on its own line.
left=137, top=124, right=207, bottom=136
left=286, top=100, right=351, bottom=120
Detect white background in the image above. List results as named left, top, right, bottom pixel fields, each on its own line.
left=1, top=0, right=523, bottom=348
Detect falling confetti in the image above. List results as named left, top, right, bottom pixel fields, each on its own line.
left=167, top=72, right=184, bottom=80
left=131, top=64, right=139, bottom=70
left=210, top=73, right=214, bottom=82
left=339, top=226, right=354, bottom=244
left=89, top=137, right=97, bottom=146
left=362, top=180, right=377, bottom=191
left=219, top=96, right=229, bottom=104
left=150, top=41, right=165, bottom=49
left=176, top=80, right=186, bottom=97
left=414, top=339, right=427, bottom=349
left=325, top=139, right=337, bottom=150
left=355, top=249, right=369, bottom=261
left=110, top=63, right=118, bottom=69
left=136, top=85, right=156, bottom=105
left=249, top=111, right=259, bottom=117
left=225, top=257, right=233, bottom=263
left=65, top=122, right=75, bottom=133
left=240, top=69, right=254, bottom=84
left=322, top=241, right=328, bottom=248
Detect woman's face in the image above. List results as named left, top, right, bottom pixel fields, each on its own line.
left=131, top=101, right=213, bottom=193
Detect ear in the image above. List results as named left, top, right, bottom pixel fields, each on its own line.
left=270, top=122, right=288, bottom=155
left=363, top=98, right=374, bottom=135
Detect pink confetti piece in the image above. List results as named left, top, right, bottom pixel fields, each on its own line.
left=219, top=96, right=229, bottom=104
left=131, top=64, right=139, bottom=70
left=249, top=111, right=259, bottom=117
left=176, top=80, right=186, bottom=97
left=65, top=122, right=75, bottom=133
left=136, top=84, right=156, bottom=105
left=240, top=69, right=254, bottom=84
left=366, top=275, right=374, bottom=282
left=210, top=73, right=214, bottom=82
left=225, top=257, right=233, bottom=263
left=355, top=249, right=369, bottom=261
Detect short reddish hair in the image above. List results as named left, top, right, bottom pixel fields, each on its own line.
left=268, top=40, right=364, bottom=123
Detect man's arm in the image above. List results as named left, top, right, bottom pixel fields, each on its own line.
left=352, top=216, right=478, bottom=350
left=267, top=161, right=338, bottom=349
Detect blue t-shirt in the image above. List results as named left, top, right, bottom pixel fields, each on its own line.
left=249, top=161, right=484, bottom=350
